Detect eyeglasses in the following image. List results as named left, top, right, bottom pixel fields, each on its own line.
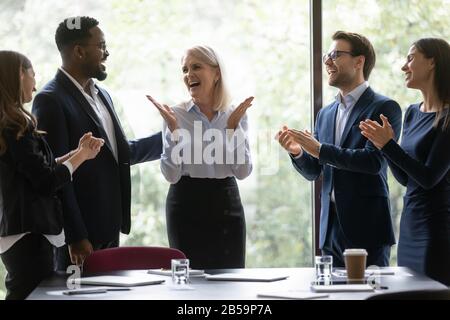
left=79, top=42, right=108, bottom=52
left=322, top=50, right=355, bottom=63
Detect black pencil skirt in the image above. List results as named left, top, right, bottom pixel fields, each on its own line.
left=166, top=176, right=246, bottom=269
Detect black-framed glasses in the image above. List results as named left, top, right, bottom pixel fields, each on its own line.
left=322, top=50, right=354, bottom=63
left=79, top=42, right=108, bottom=52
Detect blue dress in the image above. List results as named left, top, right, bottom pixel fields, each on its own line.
left=381, top=103, right=450, bottom=285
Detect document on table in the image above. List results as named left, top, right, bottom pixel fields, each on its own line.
left=333, top=269, right=395, bottom=277
left=257, top=290, right=329, bottom=299
left=79, top=275, right=166, bottom=287
left=206, top=273, right=289, bottom=282
left=147, top=269, right=206, bottom=276
left=311, top=284, right=374, bottom=292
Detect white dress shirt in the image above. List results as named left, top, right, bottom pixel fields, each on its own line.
left=294, top=82, right=369, bottom=157
left=0, top=232, right=65, bottom=254
left=334, top=81, right=369, bottom=146
left=161, top=100, right=252, bottom=184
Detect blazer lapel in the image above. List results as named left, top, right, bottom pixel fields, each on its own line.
left=96, top=87, right=126, bottom=140
left=339, top=87, right=375, bottom=146
left=324, top=102, right=339, bottom=145
left=96, top=86, right=130, bottom=162
left=56, top=70, right=114, bottom=154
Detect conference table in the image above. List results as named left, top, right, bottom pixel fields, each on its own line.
left=28, top=267, right=448, bottom=300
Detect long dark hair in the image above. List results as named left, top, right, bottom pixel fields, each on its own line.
left=413, top=38, right=450, bottom=131
left=0, top=50, right=38, bottom=155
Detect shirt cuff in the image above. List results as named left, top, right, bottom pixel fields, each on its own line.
left=165, top=128, right=180, bottom=145
left=62, top=161, right=74, bottom=180
left=292, top=148, right=304, bottom=159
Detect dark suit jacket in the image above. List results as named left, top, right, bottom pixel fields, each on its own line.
left=32, top=70, right=162, bottom=245
left=0, top=127, right=70, bottom=237
left=292, top=87, right=402, bottom=248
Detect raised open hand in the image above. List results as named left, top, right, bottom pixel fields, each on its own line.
left=227, top=96, right=254, bottom=130
left=146, top=95, right=178, bottom=132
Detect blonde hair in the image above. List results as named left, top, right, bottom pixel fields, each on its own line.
left=182, top=45, right=231, bottom=112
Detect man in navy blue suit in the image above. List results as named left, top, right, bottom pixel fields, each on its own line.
left=32, top=16, right=162, bottom=270
left=278, top=31, right=402, bottom=267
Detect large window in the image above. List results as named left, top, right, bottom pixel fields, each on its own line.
left=1, top=0, right=448, bottom=300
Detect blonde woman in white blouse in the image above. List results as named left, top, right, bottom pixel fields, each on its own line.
left=147, top=45, right=253, bottom=269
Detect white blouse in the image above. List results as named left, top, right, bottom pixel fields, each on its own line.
left=160, top=100, right=252, bottom=184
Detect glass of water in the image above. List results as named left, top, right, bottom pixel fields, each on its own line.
left=315, top=255, right=333, bottom=285
left=171, top=258, right=190, bottom=285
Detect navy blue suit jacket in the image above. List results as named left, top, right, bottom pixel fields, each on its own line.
left=292, top=87, right=402, bottom=248
left=32, top=70, right=162, bottom=245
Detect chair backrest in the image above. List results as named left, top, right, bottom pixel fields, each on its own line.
left=83, top=246, right=186, bottom=274
left=366, top=289, right=450, bottom=300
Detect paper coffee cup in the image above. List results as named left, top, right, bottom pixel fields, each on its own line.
left=343, top=249, right=368, bottom=282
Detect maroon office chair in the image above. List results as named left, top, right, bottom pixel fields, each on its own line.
left=83, top=246, right=186, bottom=274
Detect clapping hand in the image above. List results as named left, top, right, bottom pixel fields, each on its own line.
left=227, top=96, right=254, bottom=130
left=359, top=114, right=394, bottom=150
left=78, top=132, right=105, bottom=160
left=276, top=125, right=303, bottom=157
left=146, top=95, right=178, bottom=132
left=287, top=128, right=321, bottom=158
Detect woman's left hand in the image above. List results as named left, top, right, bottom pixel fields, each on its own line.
left=227, top=96, right=254, bottom=130
left=359, top=114, right=394, bottom=150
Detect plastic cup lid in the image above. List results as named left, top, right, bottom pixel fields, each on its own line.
left=343, top=248, right=368, bottom=256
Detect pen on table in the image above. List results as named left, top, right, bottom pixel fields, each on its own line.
left=63, top=287, right=131, bottom=295
left=105, top=287, right=132, bottom=291
left=63, top=289, right=107, bottom=295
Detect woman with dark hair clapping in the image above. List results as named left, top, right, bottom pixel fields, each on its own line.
left=0, top=51, right=104, bottom=299
left=360, top=38, right=450, bottom=285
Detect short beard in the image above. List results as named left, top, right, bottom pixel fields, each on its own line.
left=81, top=62, right=108, bottom=81
left=94, top=69, right=107, bottom=81
left=328, top=73, right=352, bottom=89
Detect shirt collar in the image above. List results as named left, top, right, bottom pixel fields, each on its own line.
left=186, top=99, right=196, bottom=112
left=87, top=79, right=99, bottom=95
left=59, top=67, right=98, bottom=96
left=335, top=81, right=369, bottom=107
left=185, top=99, right=224, bottom=116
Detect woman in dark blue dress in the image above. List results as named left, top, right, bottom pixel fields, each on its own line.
left=359, top=38, right=450, bottom=285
